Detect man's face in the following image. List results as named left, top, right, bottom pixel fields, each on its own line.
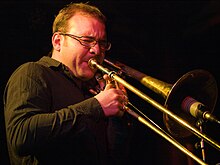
left=58, top=14, right=107, bottom=81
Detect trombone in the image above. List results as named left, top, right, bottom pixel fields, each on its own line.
left=88, top=58, right=220, bottom=165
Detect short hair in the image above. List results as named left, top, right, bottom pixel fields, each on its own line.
left=52, top=2, right=106, bottom=33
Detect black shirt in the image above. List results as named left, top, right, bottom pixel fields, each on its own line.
left=3, top=56, right=131, bottom=165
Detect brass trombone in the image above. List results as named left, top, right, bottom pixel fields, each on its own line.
left=88, top=58, right=220, bottom=165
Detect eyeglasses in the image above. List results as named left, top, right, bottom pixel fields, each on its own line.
left=60, top=33, right=111, bottom=51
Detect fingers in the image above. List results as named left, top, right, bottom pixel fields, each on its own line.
left=117, top=93, right=129, bottom=117
left=103, top=74, right=117, bottom=89
left=101, top=74, right=129, bottom=117
left=117, top=100, right=129, bottom=117
left=103, top=74, right=123, bottom=91
left=105, top=81, right=116, bottom=89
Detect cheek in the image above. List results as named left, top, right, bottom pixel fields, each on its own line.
left=63, top=49, right=76, bottom=64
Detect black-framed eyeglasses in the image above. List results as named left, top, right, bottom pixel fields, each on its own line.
left=60, top=33, right=111, bottom=51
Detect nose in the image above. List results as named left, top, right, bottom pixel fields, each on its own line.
left=89, top=42, right=101, bottom=55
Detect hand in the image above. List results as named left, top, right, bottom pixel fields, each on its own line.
left=94, top=74, right=128, bottom=117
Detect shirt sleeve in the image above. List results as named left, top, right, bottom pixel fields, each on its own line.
left=3, top=62, right=104, bottom=156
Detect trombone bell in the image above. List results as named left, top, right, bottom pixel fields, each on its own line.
left=164, top=69, right=218, bottom=138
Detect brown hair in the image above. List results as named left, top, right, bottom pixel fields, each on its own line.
left=52, top=2, right=106, bottom=33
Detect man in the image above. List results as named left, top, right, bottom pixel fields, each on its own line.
left=3, top=2, right=132, bottom=165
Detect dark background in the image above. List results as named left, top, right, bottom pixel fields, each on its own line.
left=1, top=0, right=220, bottom=164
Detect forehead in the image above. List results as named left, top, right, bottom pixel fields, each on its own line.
left=67, top=13, right=106, bottom=35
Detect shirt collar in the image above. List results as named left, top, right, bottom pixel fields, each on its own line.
left=38, top=56, right=61, bottom=68
left=38, top=56, right=84, bottom=89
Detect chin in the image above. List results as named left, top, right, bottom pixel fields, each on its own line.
left=81, top=70, right=95, bottom=81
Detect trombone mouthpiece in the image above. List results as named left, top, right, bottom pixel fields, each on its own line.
left=88, top=58, right=97, bottom=70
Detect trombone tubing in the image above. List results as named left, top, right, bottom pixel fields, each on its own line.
left=89, top=58, right=220, bottom=151
left=124, top=107, right=208, bottom=165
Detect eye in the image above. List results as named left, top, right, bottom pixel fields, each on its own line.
left=82, top=37, right=95, bottom=43
left=99, top=40, right=107, bottom=46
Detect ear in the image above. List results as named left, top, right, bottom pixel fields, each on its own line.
left=52, top=32, right=62, bottom=51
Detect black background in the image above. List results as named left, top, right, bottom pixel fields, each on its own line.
left=1, top=0, right=220, bottom=164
